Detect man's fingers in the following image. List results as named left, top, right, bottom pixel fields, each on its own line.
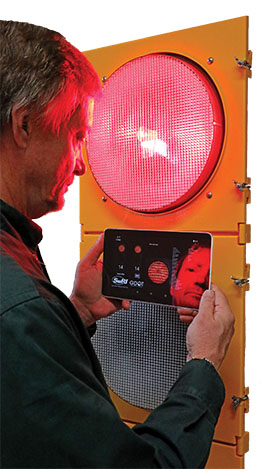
left=179, top=314, right=195, bottom=323
left=211, top=283, right=230, bottom=309
left=122, top=300, right=131, bottom=310
left=177, top=307, right=197, bottom=323
left=211, top=283, right=235, bottom=332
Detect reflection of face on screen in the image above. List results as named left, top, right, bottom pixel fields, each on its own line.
left=171, top=245, right=210, bottom=308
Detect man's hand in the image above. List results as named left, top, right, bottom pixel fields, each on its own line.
left=186, top=284, right=235, bottom=370
left=70, top=234, right=130, bottom=328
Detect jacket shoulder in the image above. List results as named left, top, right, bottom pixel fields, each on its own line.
left=0, top=247, right=40, bottom=315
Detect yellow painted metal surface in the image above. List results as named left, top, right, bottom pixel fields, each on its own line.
left=206, top=440, right=245, bottom=469
left=80, top=16, right=250, bottom=468
left=81, top=16, right=249, bottom=235
left=81, top=233, right=248, bottom=447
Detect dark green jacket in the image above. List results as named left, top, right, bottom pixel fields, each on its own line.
left=0, top=199, right=225, bottom=468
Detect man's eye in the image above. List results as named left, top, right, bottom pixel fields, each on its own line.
left=75, top=132, right=85, bottom=143
left=73, top=133, right=88, bottom=151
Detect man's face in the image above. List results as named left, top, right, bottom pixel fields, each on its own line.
left=24, top=104, right=90, bottom=218
left=173, top=247, right=210, bottom=308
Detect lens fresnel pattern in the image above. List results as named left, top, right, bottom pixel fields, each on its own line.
left=88, top=53, right=224, bottom=213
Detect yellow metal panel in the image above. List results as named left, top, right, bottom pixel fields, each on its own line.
left=80, top=233, right=101, bottom=257
left=206, top=440, right=244, bottom=469
left=80, top=17, right=249, bottom=467
left=82, top=233, right=248, bottom=446
left=211, top=236, right=246, bottom=444
left=81, top=16, right=249, bottom=234
left=236, top=431, right=250, bottom=457
left=238, top=223, right=251, bottom=244
left=109, top=388, right=150, bottom=424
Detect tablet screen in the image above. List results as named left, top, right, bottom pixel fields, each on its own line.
left=102, top=229, right=213, bottom=309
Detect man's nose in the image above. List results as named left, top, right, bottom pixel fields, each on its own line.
left=74, top=154, right=86, bottom=176
left=195, top=272, right=209, bottom=289
left=195, top=280, right=207, bottom=290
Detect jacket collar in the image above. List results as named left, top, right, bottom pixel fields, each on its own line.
left=0, top=199, right=43, bottom=250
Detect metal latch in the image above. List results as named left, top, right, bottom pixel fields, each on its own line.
left=233, top=180, right=251, bottom=192
left=230, top=276, right=250, bottom=288
left=234, top=57, right=252, bottom=70
left=234, top=50, right=252, bottom=78
left=232, top=394, right=249, bottom=411
left=233, top=178, right=251, bottom=204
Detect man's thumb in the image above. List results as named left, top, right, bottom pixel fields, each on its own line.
left=198, top=289, right=215, bottom=318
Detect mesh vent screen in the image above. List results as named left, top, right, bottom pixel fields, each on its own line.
left=92, top=302, right=188, bottom=409
left=88, top=53, right=224, bottom=212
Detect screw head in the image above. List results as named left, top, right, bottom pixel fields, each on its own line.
left=207, top=57, right=214, bottom=65
left=206, top=192, right=213, bottom=199
left=102, top=76, right=107, bottom=83
left=102, top=196, right=107, bottom=202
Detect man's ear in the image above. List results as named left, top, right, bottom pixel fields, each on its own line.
left=11, top=106, right=31, bottom=149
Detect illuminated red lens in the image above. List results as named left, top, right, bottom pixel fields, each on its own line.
left=88, top=54, right=224, bottom=212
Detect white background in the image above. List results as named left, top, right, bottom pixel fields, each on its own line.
left=1, top=1, right=261, bottom=467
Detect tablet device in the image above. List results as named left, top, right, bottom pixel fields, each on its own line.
left=102, top=229, right=213, bottom=309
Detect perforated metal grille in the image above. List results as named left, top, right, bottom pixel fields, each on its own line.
left=91, top=302, right=188, bottom=409
left=88, top=53, right=224, bottom=213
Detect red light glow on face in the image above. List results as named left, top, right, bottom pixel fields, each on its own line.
left=88, top=54, right=224, bottom=212
left=172, top=247, right=211, bottom=308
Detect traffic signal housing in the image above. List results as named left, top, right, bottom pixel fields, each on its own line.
left=80, top=16, right=251, bottom=468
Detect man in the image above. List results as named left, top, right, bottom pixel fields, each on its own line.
left=0, top=20, right=234, bottom=468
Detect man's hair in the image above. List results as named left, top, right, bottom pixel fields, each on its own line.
left=0, top=20, right=101, bottom=135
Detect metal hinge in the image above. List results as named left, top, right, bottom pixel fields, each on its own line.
left=238, top=225, right=251, bottom=245
left=236, top=431, right=250, bottom=456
